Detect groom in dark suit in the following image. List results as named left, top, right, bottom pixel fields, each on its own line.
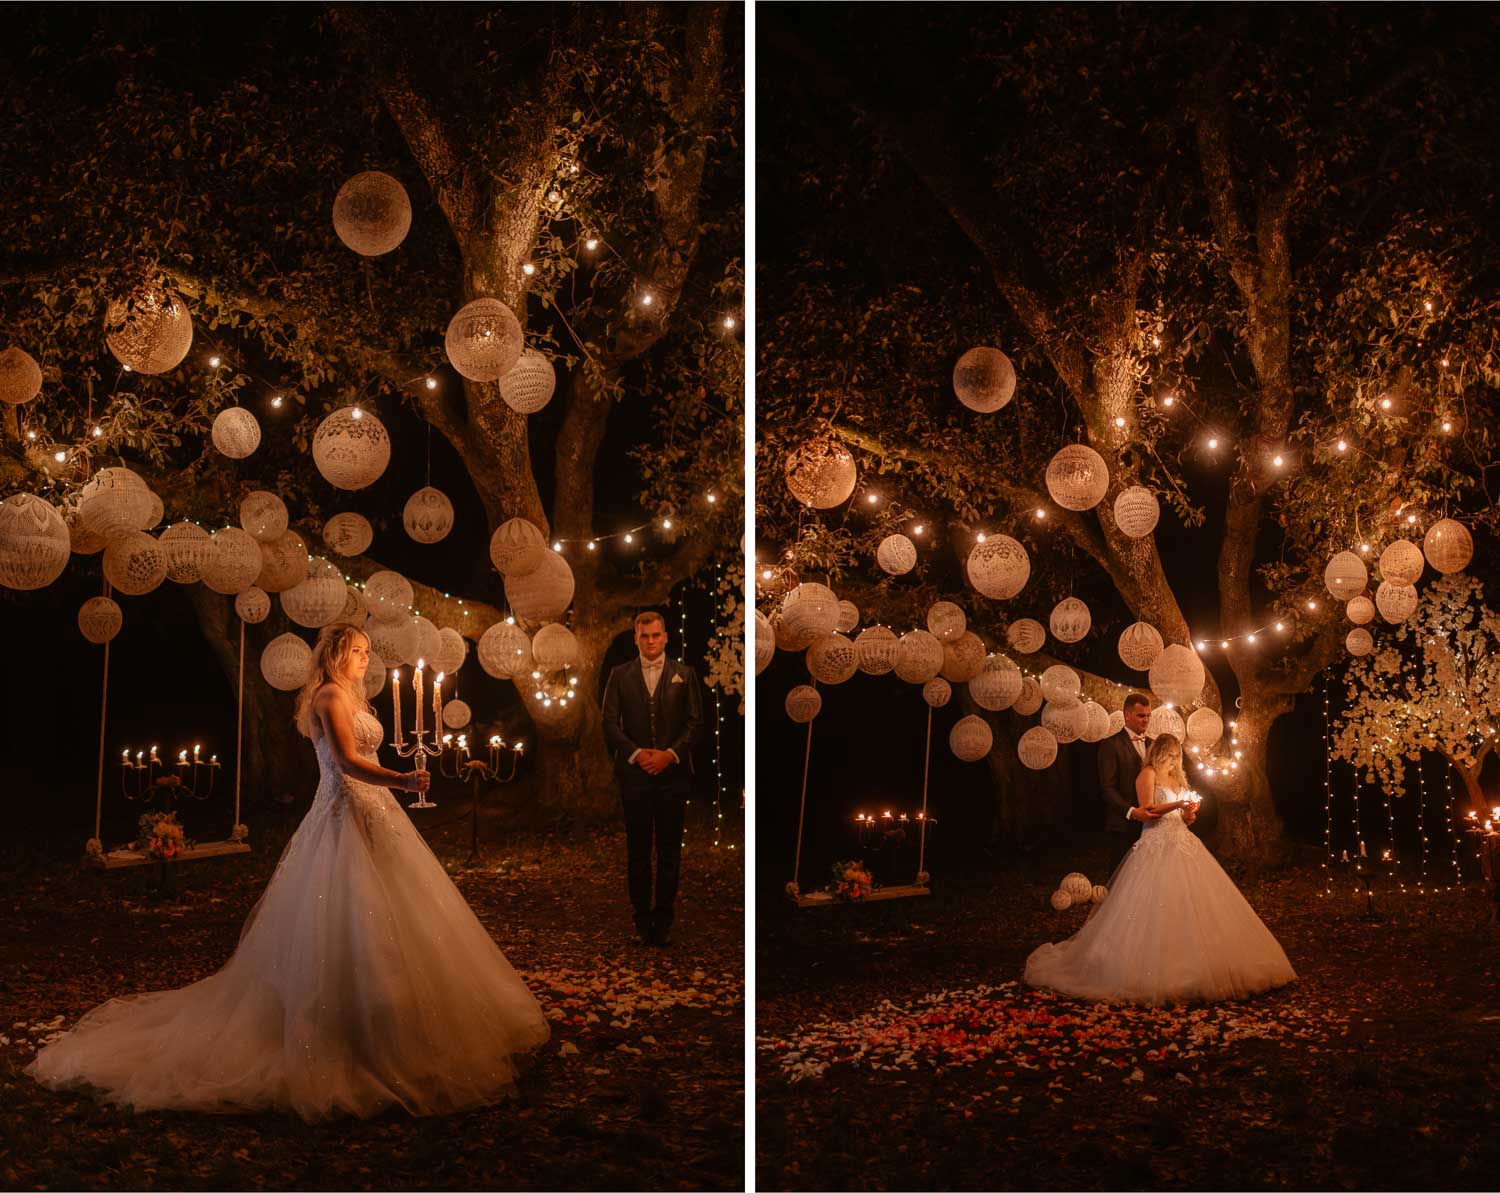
left=1098, top=692, right=1164, bottom=873
left=601, top=611, right=703, bottom=947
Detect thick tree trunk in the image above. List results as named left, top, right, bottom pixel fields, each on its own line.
left=1199, top=690, right=1290, bottom=868
left=1455, top=764, right=1490, bottom=819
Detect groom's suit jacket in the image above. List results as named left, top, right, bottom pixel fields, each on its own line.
left=601, top=655, right=703, bottom=794
left=1098, top=727, right=1152, bottom=836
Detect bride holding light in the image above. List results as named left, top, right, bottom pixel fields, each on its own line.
left=1024, top=734, right=1296, bottom=1006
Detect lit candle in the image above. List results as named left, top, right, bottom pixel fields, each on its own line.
left=178, top=750, right=188, bottom=768
left=122, top=748, right=130, bottom=767
left=1359, top=841, right=1367, bottom=857
left=391, top=669, right=404, bottom=746
left=433, top=672, right=444, bottom=742
left=414, top=661, right=425, bottom=735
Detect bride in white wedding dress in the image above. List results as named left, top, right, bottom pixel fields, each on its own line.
left=28, top=623, right=550, bottom=1120
left=1025, top=734, right=1296, bottom=1006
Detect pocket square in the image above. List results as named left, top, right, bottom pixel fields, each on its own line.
left=671, top=673, right=684, bottom=683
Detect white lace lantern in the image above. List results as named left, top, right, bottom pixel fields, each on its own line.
left=364, top=570, right=414, bottom=623
left=754, top=608, right=776, bottom=676
left=927, top=600, right=966, bottom=642
left=0, top=347, right=42, bottom=405
left=780, top=583, right=840, bottom=648
left=489, top=518, right=548, bottom=578
left=940, top=632, right=986, bottom=683
left=1049, top=597, right=1091, bottom=643
left=77, top=467, right=152, bottom=542
left=413, top=616, right=444, bottom=666
left=69, top=516, right=106, bottom=556
left=1006, top=619, right=1045, bottom=654
left=445, top=298, right=524, bottom=382
left=1039, top=664, right=1081, bottom=707
left=334, top=584, right=368, bottom=628
left=854, top=625, right=900, bottom=675
left=506, top=550, right=574, bottom=622
left=1423, top=519, right=1473, bottom=574
left=1092, top=884, right=1109, bottom=904
left=0, top=494, right=69, bottom=590
left=202, top=527, right=263, bottom=594
left=141, top=490, right=163, bottom=531
left=1379, top=539, right=1424, bottom=587
left=532, top=623, right=579, bottom=671
left=78, top=595, right=122, bottom=644
left=332, top=171, right=412, bottom=257
left=786, top=684, right=822, bottom=724
left=970, top=655, right=1022, bottom=711
left=1346, top=627, right=1374, bottom=657
left=363, top=652, right=387, bottom=700
left=102, top=530, right=167, bottom=596
left=313, top=406, right=391, bottom=491
left=1112, top=486, right=1160, bottom=538
left=807, top=633, right=858, bottom=685
left=1061, top=872, right=1094, bottom=903
left=323, top=512, right=373, bottom=557
left=105, top=287, right=193, bottom=375
left=1018, top=726, right=1058, bottom=770
left=952, top=346, right=1016, bottom=413
left=280, top=558, right=346, bottom=628
left=1375, top=581, right=1418, bottom=624
left=895, top=629, right=945, bottom=683
left=256, top=531, right=309, bottom=594
left=922, top=677, right=953, bottom=708
left=403, top=487, right=454, bottom=544
left=1148, top=644, right=1205, bottom=707
left=434, top=627, right=468, bottom=676
left=442, top=700, right=472, bottom=730
left=1013, top=676, right=1044, bottom=716
left=211, top=406, right=261, bottom=459
left=1045, top=444, right=1109, bottom=511
left=261, top=632, right=312, bottom=692
left=365, top=615, right=420, bottom=669
left=477, top=620, right=533, bottom=679
left=1107, top=709, right=1126, bottom=736
left=785, top=435, right=857, bottom=509
left=1323, top=551, right=1368, bottom=601
left=1042, top=700, right=1087, bottom=744
left=240, top=490, right=289, bottom=542
left=1346, top=595, right=1375, bottom=626
left=1117, top=621, right=1164, bottom=671
left=499, top=349, right=557, bottom=415
left=876, top=533, right=917, bottom=576
left=235, top=587, right=271, bottom=624
left=967, top=536, right=1029, bottom=599
left=1049, top=889, right=1074, bottom=911
left=836, top=600, right=860, bottom=634
left=950, top=715, right=993, bottom=762
left=1147, top=704, right=1186, bottom=742
left=1185, top=707, right=1223, bottom=748
left=1080, top=701, right=1112, bottom=743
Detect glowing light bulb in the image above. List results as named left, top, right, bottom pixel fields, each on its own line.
left=505, top=616, right=515, bottom=626
left=1407, top=514, right=1417, bottom=524
left=91, top=426, right=102, bottom=437
left=1035, top=509, right=1046, bottom=520
left=585, top=238, right=598, bottom=251
left=866, top=493, right=878, bottom=504
left=1359, top=542, right=1369, bottom=554
left=26, top=430, right=36, bottom=440
left=1152, top=335, right=1161, bottom=348
left=1381, top=397, right=1392, bottom=410
left=723, top=316, right=736, bottom=329
left=1275, top=622, right=1285, bottom=632
left=1424, top=300, right=1433, bottom=312
left=762, top=569, right=773, bottom=580
left=1336, top=439, right=1347, bottom=452
left=1114, top=416, right=1126, bottom=428
left=53, top=451, right=65, bottom=463
left=1442, top=420, right=1452, bottom=433
left=352, top=408, right=363, bottom=419
left=1207, top=437, right=1218, bottom=450
left=522, top=263, right=536, bottom=276
left=122, top=364, right=132, bottom=373
left=531, top=671, right=541, bottom=680
left=640, top=293, right=654, bottom=306
left=270, top=395, right=283, bottom=409
left=1441, top=358, right=1449, bottom=368
left=425, top=377, right=438, bottom=390
left=912, top=524, right=924, bottom=536
left=1162, top=394, right=1175, bottom=408
left=1220, top=640, right=1229, bottom=650
left=976, top=533, right=987, bottom=543
left=1196, top=640, right=1207, bottom=651
left=208, top=356, right=221, bottom=368
left=1247, top=633, right=1257, bottom=642
left=552, top=542, right=562, bottom=552
left=586, top=540, right=597, bottom=551
left=624, top=533, right=634, bottom=543
left=1307, top=599, right=1319, bottom=611
left=1272, top=455, right=1284, bottom=468
left=661, top=518, right=673, bottom=530
left=706, top=493, right=717, bottom=504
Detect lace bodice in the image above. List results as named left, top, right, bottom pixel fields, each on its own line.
left=312, top=710, right=397, bottom=835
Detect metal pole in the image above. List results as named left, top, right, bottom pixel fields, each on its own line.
left=235, top=618, right=245, bottom=831
left=917, top=704, right=933, bottom=881
left=790, top=719, right=815, bottom=894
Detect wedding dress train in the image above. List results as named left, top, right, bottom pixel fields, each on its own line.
left=1024, top=785, right=1296, bottom=1005
left=28, top=710, right=550, bottom=1120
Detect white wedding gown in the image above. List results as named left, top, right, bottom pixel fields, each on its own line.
left=28, top=710, right=550, bottom=1120
left=1024, top=784, right=1296, bottom=1005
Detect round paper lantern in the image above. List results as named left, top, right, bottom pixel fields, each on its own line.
left=970, top=655, right=1023, bottom=711
left=1423, top=518, right=1473, bottom=574
left=403, top=486, right=454, bottom=544
left=836, top=600, right=860, bottom=634
left=1049, top=889, right=1074, bottom=911
left=774, top=615, right=804, bottom=652
left=855, top=625, right=900, bottom=675
left=785, top=436, right=857, bottom=509
left=807, top=633, right=858, bottom=685
left=364, top=570, right=414, bottom=623
left=261, top=632, right=312, bottom=692
left=1045, top=444, right=1109, bottom=511
left=1113, top=486, right=1160, bottom=538
left=140, top=490, right=164, bottom=531
left=1042, top=700, right=1087, bottom=744
left=506, top=550, right=575, bottom=622
left=1039, top=664, right=1081, bottom=707
left=1148, top=644, right=1205, bottom=707
left=1323, top=551, right=1368, bottom=601
left=0, top=494, right=69, bottom=590
left=489, top=518, right=548, bottom=578
left=77, top=467, right=152, bottom=542
left=1018, top=726, right=1058, bottom=770
left=786, top=684, right=822, bottom=724
left=498, top=349, right=557, bottom=415
left=1379, top=539, right=1424, bottom=587
left=235, top=587, right=271, bottom=624
left=323, top=512, right=373, bottom=557
left=1185, top=707, right=1223, bottom=748
left=69, top=516, right=106, bottom=556
left=434, top=627, right=468, bottom=677
left=780, top=582, right=840, bottom=648
left=876, top=533, right=917, bottom=576
left=967, top=536, right=1029, bottom=599
left=332, top=171, right=412, bottom=257
left=280, top=558, right=347, bottom=628
left=256, top=530, right=309, bottom=594
left=1107, top=709, right=1126, bottom=736
left=104, top=287, right=193, bottom=375
left=334, top=584, right=368, bottom=628
left=445, top=298, right=524, bottom=382
left=1118, top=621, right=1164, bottom=671
left=940, top=631, right=986, bottom=683
left=211, top=406, right=261, bottom=459
left=240, top=490, right=288, bottom=542
left=0, top=347, right=42, bottom=405
left=1375, top=581, right=1418, bottom=624
left=1013, top=676, right=1044, bottom=716
left=365, top=615, right=420, bottom=669
left=413, top=616, right=444, bottom=668
left=1346, top=595, right=1375, bottom=625
left=922, top=677, right=952, bottom=708
left=1080, top=701, right=1112, bottom=743
left=1147, top=705, right=1186, bottom=742
left=952, top=346, right=1016, bottom=413
left=78, top=595, right=122, bottom=644
left=1092, top=884, right=1108, bottom=904
left=1346, top=627, right=1374, bottom=657
left=477, top=620, right=533, bottom=679
left=1061, top=872, right=1094, bottom=903
left=363, top=652, right=387, bottom=700
left=895, top=629, right=945, bottom=684
left=313, top=407, right=391, bottom=491
left=1007, top=619, right=1045, bottom=654
left=927, top=601, right=966, bottom=642
left=950, top=714, right=993, bottom=761
left=1049, top=597, right=1091, bottom=643
left=102, top=530, right=167, bottom=596
left=532, top=623, right=580, bottom=671
left=442, top=699, right=472, bottom=730
left=754, top=608, right=776, bottom=676
left=202, top=527, right=263, bottom=594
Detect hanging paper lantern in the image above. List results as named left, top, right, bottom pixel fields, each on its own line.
left=1346, top=595, right=1375, bottom=626
left=780, top=582, right=840, bottom=648
left=1006, top=619, right=1045, bottom=654
left=532, top=623, right=579, bottom=671
left=1018, top=726, right=1058, bottom=770
left=950, top=715, right=993, bottom=762
left=334, top=583, right=369, bottom=628
left=1107, top=709, right=1126, bottom=736
left=895, top=629, right=945, bottom=683
left=1375, top=581, right=1418, bottom=624
left=363, top=570, right=414, bottom=623
left=489, top=518, right=548, bottom=578
left=1379, top=539, right=1424, bottom=587
left=970, top=655, right=1023, bottom=711
left=940, top=631, right=986, bottom=683
left=1049, top=889, right=1074, bottom=911
left=836, top=600, right=860, bottom=634
left=1346, top=627, right=1374, bottom=657
left=434, top=627, right=468, bottom=676
left=280, top=558, right=347, bottom=628
left=807, top=633, right=858, bottom=685
left=140, top=490, right=164, bottom=530
left=927, top=601, right=966, bottom=642
left=498, top=349, right=557, bottom=415
left=477, top=620, right=533, bottom=679
left=78, top=595, right=122, bottom=644
left=1323, top=551, right=1368, bottom=601
left=1045, top=444, right=1109, bottom=511
left=313, top=406, right=391, bottom=491
left=1080, top=701, right=1112, bottom=743
left=442, top=700, right=472, bottom=730
left=1185, top=707, right=1223, bottom=748
left=323, top=512, right=373, bottom=557
left=69, top=515, right=106, bottom=556
left=1013, top=676, right=1044, bottom=717
left=1147, top=705, right=1186, bottom=742
left=1423, top=519, right=1473, bottom=574
left=240, top=490, right=289, bottom=543
left=923, top=677, right=953, bottom=708
left=952, top=346, right=1016, bottom=413
left=364, top=615, right=420, bottom=669
left=332, top=171, right=412, bottom=257
left=1112, top=486, right=1160, bottom=538
left=256, top=530, right=309, bottom=594
left=855, top=625, right=900, bottom=675
left=1148, top=644, right=1205, bottom=707
left=261, top=632, right=312, bottom=692
left=413, top=615, right=444, bottom=667
left=1042, top=700, right=1087, bottom=744
left=104, top=287, right=193, bottom=375
left=403, top=486, right=454, bottom=544
left=774, top=614, right=804, bottom=652
left=235, top=587, right=271, bottom=625
left=1118, top=622, right=1164, bottom=671
left=0, top=347, right=42, bottom=405
left=1062, top=872, right=1094, bottom=903
left=786, top=684, right=822, bottom=724
left=0, top=494, right=69, bottom=590
left=77, top=467, right=152, bottom=542
left=506, top=550, right=575, bottom=622
left=876, top=534, right=917, bottom=576
left=102, top=530, right=167, bottom=596
left=1049, top=597, right=1092, bottom=643
left=754, top=608, right=776, bottom=676
left=967, top=536, right=1029, bottom=599
left=202, top=527, right=263, bottom=594
left=445, top=298, right=524, bottom=382
left=363, top=652, right=387, bottom=700
left=785, top=435, right=857, bottom=509
left=211, top=406, right=261, bottom=459
left=1039, top=664, right=1081, bottom=707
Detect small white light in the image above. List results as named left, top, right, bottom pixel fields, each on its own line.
left=548, top=191, right=561, bottom=203
left=1035, top=508, right=1046, bottom=521
left=425, top=377, right=438, bottom=391
left=1275, top=622, right=1285, bottom=632
left=976, top=532, right=987, bottom=543
left=761, top=569, right=773, bottom=580
left=1162, top=394, right=1175, bottom=408
left=866, top=493, right=878, bottom=504
left=706, top=492, right=717, bottom=504
left=1336, top=439, right=1347, bottom=452
left=531, top=670, right=542, bottom=680
left=1207, top=437, right=1219, bottom=450
left=586, top=540, right=597, bottom=551
left=662, top=518, right=673, bottom=530
left=1114, top=416, right=1126, bottom=428
left=1152, top=335, right=1161, bottom=348
left=723, top=316, right=736, bottom=329
left=352, top=408, right=363, bottom=419
left=26, top=430, right=36, bottom=440
left=1440, top=358, right=1449, bottom=368
left=1407, top=514, right=1417, bottom=524
left=505, top=616, right=515, bottom=625
left=1424, top=300, right=1433, bottom=312
left=1381, top=397, right=1392, bottom=410
left=91, top=426, right=102, bottom=437
left=1442, top=420, right=1452, bottom=433
left=625, top=533, right=634, bottom=544
left=553, top=542, right=562, bottom=552
left=1272, top=455, right=1284, bottom=468
left=1196, top=640, right=1207, bottom=651
left=912, top=524, right=924, bottom=536
left=53, top=451, right=66, bottom=463
left=640, top=293, right=654, bottom=306
left=1307, top=599, right=1318, bottom=611
left=208, top=356, right=221, bottom=368
left=122, top=364, right=133, bottom=373
left=585, top=238, right=598, bottom=251
left=1359, top=542, right=1370, bottom=554
left=569, top=677, right=578, bottom=687
left=271, top=395, right=283, bottom=409
left=1220, top=640, right=1229, bottom=650
left=522, top=263, right=536, bottom=276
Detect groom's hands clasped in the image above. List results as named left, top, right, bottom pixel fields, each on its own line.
left=636, top=748, right=676, bottom=776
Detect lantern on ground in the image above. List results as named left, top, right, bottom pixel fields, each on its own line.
left=952, top=346, right=1016, bottom=413
left=332, top=171, right=412, bottom=257
left=1006, top=618, right=1045, bottom=654
left=202, top=527, right=263, bottom=594
left=261, top=633, right=312, bottom=692
left=784, top=435, right=857, bottom=509
left=445, top=298, right=524, bottom=382
left=211, top=407, right=261, bottom=459
left=498, top=349, right=556, bottom=415
left=950, top=715, right=993, bottom=761
left=895, top=629, right=945, bottom=684
left=876, top=533, right=917, bottom=576
left=102, top=530, right=167, bottom=596
left=104, top=287, right=193, bottom=375
left=1112, top=486, right=1159, bottom=538
left=807, top=633, right=858, bottom=685
left=1049, top=597, right=1091, bottom=643
left=240, top=490, right=289, bottom=543
left=0, top=347, right=42, bottom=406
left=0, top=494, right=69, bottom=591
left=1018, top=726, right=1058, bottom=770
left=855, top=625, right=899, bottom=675
left=507, top=550, right=574, bottom=622
left=313, top=406, right=391, bottom=491
left=1050, top=889, right=1074, bottom=911
left=1423, top=519, right=1473, bottom=574
left=1062, top=872, right=1094, bottom=903
left=78, top=596, right=122, bottom=644
left=323, top=512, right=373, bottom=557
left=1118, top=622, right=1164, bottom=671
left=1045, top=444, right=1109, bottom=511
left=786, top=685, right=822, bottom=723
left=403, top=487, right=454, bottom=544
left=967, top=535, right=1030, bottom=599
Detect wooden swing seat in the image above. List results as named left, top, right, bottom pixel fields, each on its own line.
left=793, top=882, right=931, bottom=908
left=85, top=839, right=251, bottom=870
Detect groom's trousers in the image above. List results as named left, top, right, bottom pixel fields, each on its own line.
left=621, top=782, right=688, bottom=929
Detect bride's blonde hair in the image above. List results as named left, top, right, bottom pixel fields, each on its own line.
left=293, top=623, right=373, bottom=739
left=1144, top=733, right=1186, bottom=788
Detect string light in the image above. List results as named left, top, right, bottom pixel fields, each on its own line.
left=270, top=395, right=283, bottom=409
left=1161, top=394, right=1175, bottom=408
left=912, top=524, right=924, bottom=536
left=723, top=316, right=737, bottom=330
left=522, top=263, right=536, bottom=276
left=1207, top=436, right=1219, bottom=450
left=1416, top=755, right=1431, bottom=892
left=1272, top=455, right=1284, bottom=468
left=1034, top=508, right=1046, bottom=521
left=1323, top=675, right=1334, bottom=896
left=866, top=494, right=879, bottom=505
left=91, top=426, right=102, bottom=438
left=639, top=293, right=655, bottom=307
left=208, top=356, right=221, bottom=369
left=585, top=238, right=599, bottom=251
left=1336, top=439, right=1348, bottom=453
left=425, top=377, right=439, bottom=390
left=53, top=451, right=65, bottom=463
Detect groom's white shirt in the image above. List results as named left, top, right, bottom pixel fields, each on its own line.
left=626, top=653, right=681, bottom=766
left=1125, top=731, right=1149, bottom=821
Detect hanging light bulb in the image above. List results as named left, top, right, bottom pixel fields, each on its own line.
left=425, top=377, right=438, bottom=391
left=91, top=426, right=102, bottom=438
left=552, top=542, right=562, bottom=552
left=585, top=238, right=598, bottom=251
left=624, top=533, right=634, bottom=544
left=208, top=356, right=221, bottom=369
left=270, top=395, right=283, bottom=409
left=522, top=263, right=536, bottom=276
left=976, top=532, right=987, bottom=543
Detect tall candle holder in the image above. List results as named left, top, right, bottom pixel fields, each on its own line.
left=389, top=661, right=443, bottom=809
left=120, top=743, right=221, bottom=811
left=440, top=733, right=525, bottom=864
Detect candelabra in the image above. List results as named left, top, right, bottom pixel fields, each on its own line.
left=120, top=743, right=220, bottom=810
left=440, top=734, right=525, bottom=864
left=388, top=662, right=444, bottom=809
left=1338, top=845, right=1392, bottom=922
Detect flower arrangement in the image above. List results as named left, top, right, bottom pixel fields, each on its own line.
left=828, top=860, right=875, bottom=901
left=135, top=811, right=192, bottom=861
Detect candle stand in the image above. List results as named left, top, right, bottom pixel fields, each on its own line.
left=439, top=734, right=525, bottom=864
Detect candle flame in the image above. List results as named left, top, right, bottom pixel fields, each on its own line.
left=436, top=672, right=444, bottom=684
left=417, top=659, right=425, bottom=670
